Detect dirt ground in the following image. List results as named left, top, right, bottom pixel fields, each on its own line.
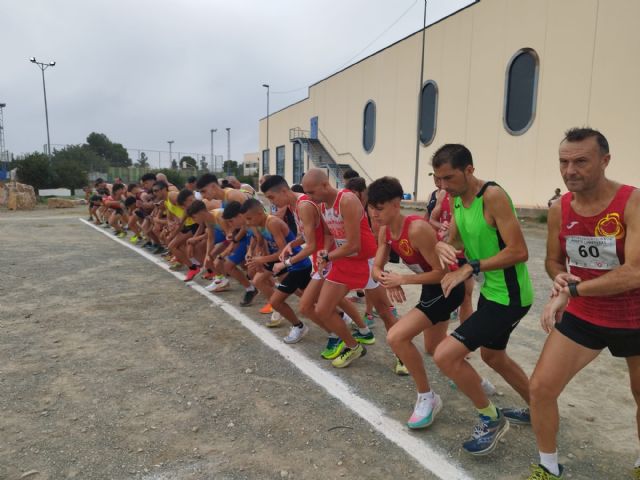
left=0, top=205, right=637, bottom=480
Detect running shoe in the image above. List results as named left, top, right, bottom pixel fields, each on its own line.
left=169, top=262, right=185, bottom=271
left=321, top=337, right=345, bottom=360
left=527, top=464, right=564, bottom=479
left=142, top=241, right=154, bottom=250
left=481, top=378, right=497, bottom=396
left=394, top=357, right=410, bottom=376
left=87, top=216, right=93, bottom=221
left=462, top=410, right=509, bottom=456
left=347, top=293, right=364, bottom=304
left=266, top=311, right=282, bottom=328
left=332, top=344, right=366, bottom=368
left=208, top=278, right=230, bottom=292
left=116, top=231, right=126, bottom=238
left=129, top=234, right=139, bottom=244
left=407, top=393, right=443, bottom=429
left=283, top=324, right=309, bottom=344
left=240, top=289, right=258, bottom=306
left=202, top=271, right=216, bottom=280
left=501, top=407, right=531, bottom=425
left=633, top=466, right=640, bottom=480
left=353, top=330, right=376, bottom=345
left=153, top=246, right=169, bottom=256
left=389, top=305, right=399, bottom=318
left=184, top=267, right=201, bottom=282
left=363, top=312, right=375, bottom=327
left=259, top=303, right=273, bottom=314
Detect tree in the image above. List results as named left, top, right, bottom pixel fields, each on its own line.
left=52, top=144, right=107, bottom=172
left=199, top=155, right=208, bottom=171
left=85, top=132, right=131, bottom=167
left=180, top=156, right=197, bottom=169
left=16, top=152, right=53, bottom=194
left=136, top=152, right=150, bottom=168
left=155, top=168, right=185, bottom=188
left=170, top=159, right=179, bottom=170
left=51, top=159, right=88, bottom=196
left=222, top=160, right=239, bottom=176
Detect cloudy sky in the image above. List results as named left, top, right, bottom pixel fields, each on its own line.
left=2, top=0, right=475, bottom=167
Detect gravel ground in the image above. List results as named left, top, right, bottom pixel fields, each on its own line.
left=0, top=206, right=637, bottom=480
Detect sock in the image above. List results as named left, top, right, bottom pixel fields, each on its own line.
left=190, top=258, right=200, bottom=265
left=417, top=391, right=434, bottom=402
left=635, top=457, right=640, bottom=468
left=477, top=402, right=498, bottom=420
left=328, top=332, right=339, bottom=339
left=246, top=285, right=256, bottom=292
left=539, top=451, right=559, bottom=476
left=358, top=326, right=371, bottom=335
left=295, top=322, right=304, bottom=329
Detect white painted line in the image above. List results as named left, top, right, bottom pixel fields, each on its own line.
left=80, top=218, right=474, bottom=480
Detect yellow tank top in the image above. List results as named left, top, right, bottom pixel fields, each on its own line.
left=164, top=198, right=195, bottom=226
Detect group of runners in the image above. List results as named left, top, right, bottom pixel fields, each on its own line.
left=86, top=127, right=640, bottom=480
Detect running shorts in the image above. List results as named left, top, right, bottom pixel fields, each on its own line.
left=416, top=283, right=465, bottom=324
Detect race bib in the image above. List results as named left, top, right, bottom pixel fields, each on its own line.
left=566, top=235, right=620, bottom=270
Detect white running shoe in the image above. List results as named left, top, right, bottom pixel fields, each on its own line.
left=481, top=378, right=497, bottom=396
left=407, top=393, right=443, bottom=429
left=209, top=277, right=230, bottom=292
left=266, top=311, right=283, bottom=328
left=283, top=324, right=309, bottom=344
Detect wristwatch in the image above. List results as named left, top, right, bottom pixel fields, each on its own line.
left=284, top=258, right=292, bottom=268
left=321, top=252, right=330, bottom=263
left=468, top=259, right=481, bottom=276
left=568, top=282, right=580, bottom=297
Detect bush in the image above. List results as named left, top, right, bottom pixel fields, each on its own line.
left=154, top=168, right=186, bottom=188
left=16, top=152, right=53, bottom=194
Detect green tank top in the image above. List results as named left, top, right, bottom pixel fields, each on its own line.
left=453, top=182, right=533, bottom=307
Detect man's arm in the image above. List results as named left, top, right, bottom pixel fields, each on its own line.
left=256, top=217, right=289, bottom=264
left=372, top=227, right=390, bottom=281
left=545, top=201, right=568, bottom=279
left=327, top=193, right=362, bottom=261
left=429, top=190, right=446, bottom=230
left=574, top=191, right=640, bottom=296
left=403, top=221, right=447, bottom=285
left=287, top=202, right=318, bottom=264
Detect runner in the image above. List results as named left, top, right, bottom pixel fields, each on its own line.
left=368, top=176, right=464, bottom=428
left=431, top=143, right=534, bottom=455
left=302, top=169, right=392, bottom=368
left=529, top=128, right=640, bottom=479
left=260, top=175, right=374, bottom=350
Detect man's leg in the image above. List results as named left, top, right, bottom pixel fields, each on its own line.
left=433, top=336, right=486, bottom=407
left=365, top=285, right=397, bottom=331
left=529, top=329, right=601, bottom=474
left=299, top=278, right=328, bottom=330
left=627, top=356, right=640, bottom=473
left=480, top=347, right=530, bottom=404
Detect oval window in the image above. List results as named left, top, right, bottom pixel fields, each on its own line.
left=419, top=81, right=438, bottom=145
left=504, top=49, right=539, bottom=135
left=363, top=101, right=376, bottom=153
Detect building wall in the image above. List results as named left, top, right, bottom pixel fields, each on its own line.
left=259, top=0, right=640, bottom=206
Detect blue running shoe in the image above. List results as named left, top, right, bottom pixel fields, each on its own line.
left=353, top=330, right=376, bottom=345
left=501, top=407, right=531, bottom=425
left=321, top=337, right=345, bottom=360
left=462, top=410, right=509, bottom=456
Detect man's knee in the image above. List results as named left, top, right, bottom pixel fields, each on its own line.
left=480, top=348, right=508, bottom=370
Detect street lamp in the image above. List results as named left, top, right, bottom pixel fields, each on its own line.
left=0, top=103, right=7, bottom=166
left=225, top=127, right=231, bottom=176
left=412, top=0, right=428, bottom=201
left=210, top=128, right=217, bottom=173
left=167, top=140, right=174, bottom=168
left=29, top=57, right=56, bottom=159
left=262, top=84, right=270, bottom=153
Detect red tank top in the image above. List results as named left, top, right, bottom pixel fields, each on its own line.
left=560, top=185, right=640, bottom=328
left=321, top=189, right=377, bottom=260
left=385, top=215, right=432, bottom=273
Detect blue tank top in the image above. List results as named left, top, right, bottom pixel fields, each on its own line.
left=257, top=224, right=310, bottom=271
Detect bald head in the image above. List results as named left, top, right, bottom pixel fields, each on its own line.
left=302, top=168, right=334, bottom=203
left=156, top=173, right=168, bottom=183
left=226, top=176, right=241, bottom=189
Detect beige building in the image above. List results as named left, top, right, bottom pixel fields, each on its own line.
left=258, top=0, right=640, bottom=207
left=243, top=152, right=259, bottom=175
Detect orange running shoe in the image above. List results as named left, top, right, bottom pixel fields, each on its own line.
left=259, top=303, right=273, bottom=314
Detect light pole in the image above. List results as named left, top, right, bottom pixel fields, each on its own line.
left=262, top=84, right=270, bottom=154
left=167, top=140, right=174, bottom=168
left=225, top=127, right=231, bottom=176
left=0, top=103, right=6, bottom=166
left=29, top=57, right=55, bottom=159
left=210, top=128, right=217, bottom=173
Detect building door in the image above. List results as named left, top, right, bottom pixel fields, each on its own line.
left=310, top=116, right=318, bottom=140
left=276, top=146, right=285, bottom=177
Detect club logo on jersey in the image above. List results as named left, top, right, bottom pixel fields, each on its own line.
left=595, top=213, right=625, bottom=239
left=566, top=221, right=579, bottom=229
left=398, top=239, right=414, bottom=257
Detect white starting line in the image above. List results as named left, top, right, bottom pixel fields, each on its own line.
left=80, top=218, right=473, bottom=480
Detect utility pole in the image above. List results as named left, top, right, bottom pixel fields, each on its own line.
left=0, top=103, right=6, bottom=167
left=167, top=140, right=174, bottom=168
left=413, top=0, right=428, bottom=201
left=210, top=128, right=217, bottom=173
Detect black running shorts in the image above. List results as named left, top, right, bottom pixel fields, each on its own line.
left=181, top=223, right=198, bottom=235
left=556, top=311, right=640, bottom=357
left=277, top=266, right=312, bottom=294
left=416, top=283, right=464, bottom=324
left=451, top=294, right=530, bottom=351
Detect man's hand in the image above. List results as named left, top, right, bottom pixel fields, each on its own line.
left=552, top=272, right=582, bottom=297
left=272, top=262, right=286, bottom=275
left=246, top=255, right=266, bottom=269
left=541, top=291, right=569, bottom=334
left=316, top=249, right=329, bottom=271
left=436, top=241, right=461, bottom=269
left=379, top=271, right=403, bottom=289
left=385, top=286, right=406, bottom=304
left=186, top=237, right=198, bottom=246
left=280, top=242, right=294, bottom=262
left=441, top=264, right=472, bottom=297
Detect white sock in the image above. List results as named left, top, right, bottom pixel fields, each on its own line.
left=341, top=312, right=353, bottom=324
left=417, top=391, right=434, bottom=402
left=539, top=451, right=559, bottom=476
left=245, top=285, right=256, bottom=292
left=190, top=258, right=200, bottom=265
left=635, top=456, right=640, bottom=468
left=328, top=332, right=339, bottom=339
left=358, top=326, right=371, bottom=335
